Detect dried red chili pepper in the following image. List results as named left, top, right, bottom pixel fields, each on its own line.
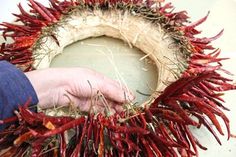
left=13, top=131, right=33, bottom=146
left=31, top=138, right=46, bottom=157
left=191, top=111, right=222, bottom=145
left=59, top=132, right=66, bottom=157
left=98, top=124, right=104, bottom=157
left=34, top=1, right=58, bottom=22
left=167, top=122, right=189, bottom=148
left=149, top=108, right=186, bottom=124
left=29, top=0, right=55, bottom=22
left=30, top=117, right=85, bottom=137
left=106, top=124, right=149, bottom=135
left=0, top=116, right=18, bottom=124
left=71, top=119, right=88, bottom=157
left=140, top=137, right=156, bottom=157
left=49, top=0, right=63, bottom=13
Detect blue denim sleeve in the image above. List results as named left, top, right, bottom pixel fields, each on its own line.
left=0, top=61, right=38, bottom=130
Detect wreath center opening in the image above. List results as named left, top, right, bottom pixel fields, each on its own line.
left=50, top=36, right=158, bottom=105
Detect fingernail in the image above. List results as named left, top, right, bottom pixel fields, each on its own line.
left=127, top=92, right=135, bottom=101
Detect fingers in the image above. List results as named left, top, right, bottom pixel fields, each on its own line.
left=57, top=94, right=125, bottom=114
left=82, top=68, right=135, bottom=103
left=97, top=80, right=135, bottom=104
left=68, top=68, right=135, bottom=104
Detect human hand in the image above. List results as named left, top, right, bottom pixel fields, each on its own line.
left=25, top=68, right=135, bottom=113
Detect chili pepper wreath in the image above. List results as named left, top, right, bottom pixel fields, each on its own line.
left=0, top=0, right=236, bottom=156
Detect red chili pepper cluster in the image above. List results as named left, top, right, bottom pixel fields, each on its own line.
left=0, top=0, right=79, bottom=71
left=0, top=0, right=236, bottom=157
left=0, top=71, right=235, bottom=157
